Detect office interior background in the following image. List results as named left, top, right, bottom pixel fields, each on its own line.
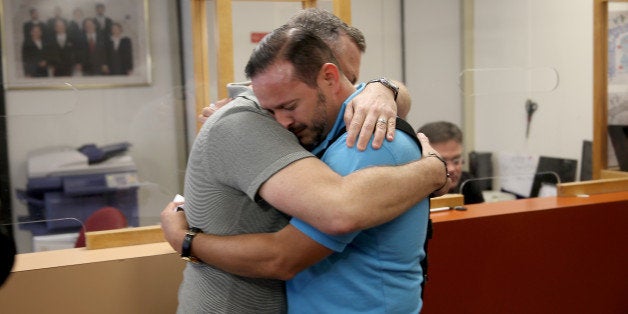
left=0, top=0, right=615, bottom=253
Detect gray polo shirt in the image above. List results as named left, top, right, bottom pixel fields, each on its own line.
left=178, top=90, right=312, bottom=313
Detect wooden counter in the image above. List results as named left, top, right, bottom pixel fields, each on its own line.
left=422, top=191, right=628, bottom=314
left=0, top=242, right=184, bottom=314
left=1, top=192, right=626, bottom=313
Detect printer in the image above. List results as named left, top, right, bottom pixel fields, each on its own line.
left=17, top=142, right=139, bottom=235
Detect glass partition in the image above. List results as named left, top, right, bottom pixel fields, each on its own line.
left=3, top=218, right=84, bottom=251
left=186, top=0, right=600, bottom=209
left=403, top=0, right=599, bottom=204
left=1, top=80, right=188, bottom=253
left=0, top=1, right=186, bottom=253
left=0, top=0, right=615, bottom=254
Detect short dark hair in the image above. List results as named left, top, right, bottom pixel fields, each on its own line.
left=417, top=121, right=463, bottom=144
left=287, top=8, right=366, bottom=53
left=245, top=26, right=339, bottom=88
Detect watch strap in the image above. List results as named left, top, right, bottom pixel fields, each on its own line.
left=367, top=77, right=399, bottom=101
left=181, top=227, right=202, bottom=263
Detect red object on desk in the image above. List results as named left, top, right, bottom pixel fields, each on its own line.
left=74, top=206, right=128, bottom=248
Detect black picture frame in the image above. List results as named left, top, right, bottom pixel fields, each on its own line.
left=0, top=0, right=151, bottom=89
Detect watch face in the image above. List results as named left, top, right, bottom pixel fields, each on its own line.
left=376, top=78, right=398, bottom=99
left=382, top=78, right=399, bottom=91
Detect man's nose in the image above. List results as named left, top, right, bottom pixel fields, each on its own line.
left=274, top=112, right=293, bottom=129
left=446, top=162, right=457, bottom=173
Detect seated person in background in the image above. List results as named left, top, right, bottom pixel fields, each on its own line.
left=418, top=121, right=485, bottom=204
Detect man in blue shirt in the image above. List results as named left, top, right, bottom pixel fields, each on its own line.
left=248, top=25, right=428, bottom=313
left=283, top=84, right=426, bottom=312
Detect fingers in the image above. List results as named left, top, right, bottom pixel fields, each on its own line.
left=160, top=202, right=189, bottom=230
left=418, top=133, right=452, bottom=195
left=215, top=97, right=232, bottom=107
left=385, top=117, right=396, bottom=142
left=353, top=114, right=397, bottom=151
left=364, top=116, right=387, bottom=150
left=430, top=177, right=453, bottom=197
left=344, top=104, right=363, bottom=149
left=198, top=105, right=215, bottom=124
left=197, top=97, right=233, bottom=124
left=161, top=202, right=186, bottom=217
left=344, top=98, right=396, bottom=150
left=198, top=112, right=208, bottom=124
left=161, top=202, right=178, bottom=215
left=159, top=202, right=189, bottom=252
left=417, top=133, right=435, bottom=157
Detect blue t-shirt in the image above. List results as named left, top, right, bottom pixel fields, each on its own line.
left=287, top=85, right=429, bottom=313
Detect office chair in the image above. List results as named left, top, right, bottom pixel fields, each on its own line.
left=75, top=206, right=128, bottom=248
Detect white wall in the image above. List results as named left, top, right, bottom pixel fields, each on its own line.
left=6, top=0, right=186, bottom=252
left=403, top=0, right=463, bottom=130
left=472, top=0, right=593, bottom=166
left=403, top=0, right=593, bottom=179
left=351, top=0, right=404, bottom=85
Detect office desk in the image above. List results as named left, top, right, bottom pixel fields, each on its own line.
left=422, top=191, right=628, bottom=314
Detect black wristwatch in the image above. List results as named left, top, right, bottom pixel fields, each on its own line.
left=367, top=78, right=399, bottom=101
left=181, top=227, right=202, bottom=263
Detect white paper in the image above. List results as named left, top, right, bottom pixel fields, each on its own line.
left=497, top=152, right=539, bottom=198
left=172, top=194, right=185, bottom=211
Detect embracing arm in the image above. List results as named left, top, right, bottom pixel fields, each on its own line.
left=160, top=208, right=331, bottom=281
left=259, top=134, right=449, bottom=235
left=159, top=134, right=448, bottom=277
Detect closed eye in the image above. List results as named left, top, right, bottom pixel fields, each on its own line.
left=264, top=100, right=297, bottom=115
left=278, top=101, right=297, bottom=112
left=282, top=104, right=296, bottom=111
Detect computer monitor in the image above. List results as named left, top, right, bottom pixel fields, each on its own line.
left=468, top=151, right=493, bottom=191
left=529, top=156, right=578, bottom=197
left=580, top=140, right=593, bottom=181
left=608, top=125, right=628, bottom=171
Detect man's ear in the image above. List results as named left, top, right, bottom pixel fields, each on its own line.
left=318, top=63, right=340, bottom=88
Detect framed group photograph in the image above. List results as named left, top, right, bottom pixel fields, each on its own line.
left=0, top=0, right=150, bottom=89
